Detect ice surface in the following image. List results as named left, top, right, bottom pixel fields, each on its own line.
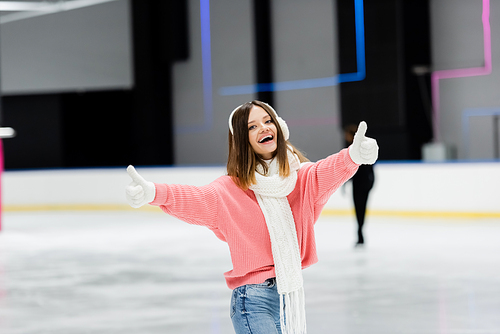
left=0, top=210, right=499, bottom=334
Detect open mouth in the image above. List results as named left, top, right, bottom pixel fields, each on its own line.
left=259, top=135, right=274, bottom=144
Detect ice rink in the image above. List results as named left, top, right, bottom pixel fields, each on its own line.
left=1, top=209, right=499, bottom=334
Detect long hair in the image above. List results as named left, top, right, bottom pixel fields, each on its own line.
left=227, top=100, right=309, bottom=190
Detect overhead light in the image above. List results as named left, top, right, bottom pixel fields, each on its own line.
left=0, top=127, right=16, bottom=139
left=0, top=0, right=119, bottom=24
left=0, top=2, right=47, bottom=11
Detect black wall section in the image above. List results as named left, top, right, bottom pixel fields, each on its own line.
left=60, top=91, right=135, bottom=167
left=3, top=91, right=137, bottom=169
left=169, top=0, right=190, bottom=62
left=2, top=0, right=189, bottom=169
left=253, top=0, right=274, bottom=106
left=128, top=0, right=178, bottom=167
left=337, top=0, right=432, bottom=160
left=3, top=95, right=64, bottom=169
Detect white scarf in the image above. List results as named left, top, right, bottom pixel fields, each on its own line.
left=249, top=149, right=307, bottom=334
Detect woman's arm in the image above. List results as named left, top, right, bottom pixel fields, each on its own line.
left=300, top=121, right=378, bottom=205
left=300, top=148, right=359, bottom=205
left=151, top=183, right=218, bottom=229
left=125, top=165, right=218, bottom=229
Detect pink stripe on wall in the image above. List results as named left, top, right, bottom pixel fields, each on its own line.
left=0, top=140, right=3, bottom=231
left=431, top=0, right=492, bottom=142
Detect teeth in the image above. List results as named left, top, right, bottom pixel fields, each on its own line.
left=259, top=135, right=273, bottom=143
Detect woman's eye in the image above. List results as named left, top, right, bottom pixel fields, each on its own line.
left=249, top=125, right=256, bottom=130
left=266, top=120, right=272, bottom=124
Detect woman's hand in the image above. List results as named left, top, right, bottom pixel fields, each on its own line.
left=349, top=121, right=378, bottom=165
left=125, top=165, right=156, bottom=208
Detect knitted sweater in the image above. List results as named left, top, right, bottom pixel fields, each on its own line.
left=150, top=148, right=359, bottom=290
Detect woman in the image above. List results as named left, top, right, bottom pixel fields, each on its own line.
left=125, top=100, right=378, bottom=334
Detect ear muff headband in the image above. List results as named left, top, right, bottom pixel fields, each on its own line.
left=228, top=102, right=289, bottom=141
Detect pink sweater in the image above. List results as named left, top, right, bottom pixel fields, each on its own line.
left=150, top=148, right=359, bottom=290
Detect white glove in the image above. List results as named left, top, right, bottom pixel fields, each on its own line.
left=125, top=165, right=156, bottom=208
left=349, top=121, right=379, bottom=165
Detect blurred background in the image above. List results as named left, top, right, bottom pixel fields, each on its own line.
left=1, top=0, right=499, bottom=168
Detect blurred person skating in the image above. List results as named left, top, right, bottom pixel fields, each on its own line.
left=345, top=124, right=375, bottom=247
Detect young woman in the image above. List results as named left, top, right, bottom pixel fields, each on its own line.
left=125, top=100, right=378, bottom=334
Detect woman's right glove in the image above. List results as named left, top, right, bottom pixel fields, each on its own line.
left=348, top=121, right=379, bottom=165
left=125, top=165, right=156, bottom=208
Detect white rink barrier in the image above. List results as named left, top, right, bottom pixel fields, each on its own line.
left=3, top=162, right=500, bottom=217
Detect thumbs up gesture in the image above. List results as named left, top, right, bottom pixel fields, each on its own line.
left=349, top=121, right=379, bottom=165
left=125, top=165, right=156, bottom=208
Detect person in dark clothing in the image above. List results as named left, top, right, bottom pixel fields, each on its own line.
left=344, top=124, right=375, bottom=246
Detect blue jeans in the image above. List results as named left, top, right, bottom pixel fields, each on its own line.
left=230, top=278, right=282, bottom=334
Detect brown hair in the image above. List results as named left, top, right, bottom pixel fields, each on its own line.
left=227, top=100, right=309, bottom=190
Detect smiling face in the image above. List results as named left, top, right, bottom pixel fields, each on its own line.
left=247, top=105, right=278, bottom=159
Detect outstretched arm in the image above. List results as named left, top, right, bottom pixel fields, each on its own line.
left=299, top=121, right=378, bottom=205
left=125, top=165, right=218, bottom=228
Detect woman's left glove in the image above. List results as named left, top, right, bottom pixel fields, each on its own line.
left=349, top=121, right=379, bottom=165
left=125, top=165, right=156, bottom=208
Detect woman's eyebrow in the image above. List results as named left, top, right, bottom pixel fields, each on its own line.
left=248, top=115, right=270, bottom=124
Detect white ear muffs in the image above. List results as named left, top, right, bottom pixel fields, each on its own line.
left=275, top=116, right=289, bottom=141
left=228, top=104, right=243, bottom=134
left=229, top=102, right=290, bottom=141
